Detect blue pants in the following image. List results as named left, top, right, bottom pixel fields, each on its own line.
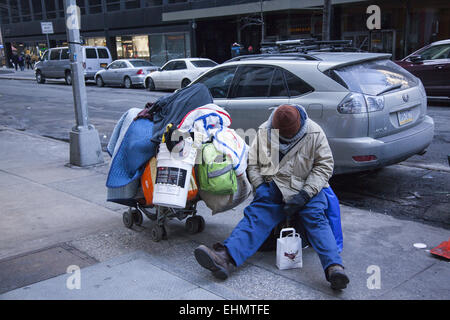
left=224, top=181, right=343, bottom=271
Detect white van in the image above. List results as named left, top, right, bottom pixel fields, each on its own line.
left=35, top=46, right=112, bottom=85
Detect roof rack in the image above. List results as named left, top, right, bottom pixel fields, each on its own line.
left=260, top=38, right=365, bottom=54
left=227, top=53, right=321, bottom=62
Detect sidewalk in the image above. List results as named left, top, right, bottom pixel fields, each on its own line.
left=0, top=126, right=449, bottom=300
left=0, top=68, right=36, bottom=81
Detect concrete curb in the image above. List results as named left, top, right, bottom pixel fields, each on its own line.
left=0, top=76, right=35, bottom=81
left=400, top=162, right=450, bottom=173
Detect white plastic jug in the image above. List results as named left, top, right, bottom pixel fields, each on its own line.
left=152, top=138, right=197, bottom=208
left=276, top=228, right=303, bottom=270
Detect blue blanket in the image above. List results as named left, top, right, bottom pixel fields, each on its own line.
left=106, top=118, right=156, bottom=188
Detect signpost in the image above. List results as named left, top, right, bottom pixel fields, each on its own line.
left=40, top=22, right=53, bottom=49
left=64, top=0, right=104, bottom=167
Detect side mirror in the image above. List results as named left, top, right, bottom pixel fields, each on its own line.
left=158, top=68, right=162, bottom=72
left=410, top=55, right=424, bottom=63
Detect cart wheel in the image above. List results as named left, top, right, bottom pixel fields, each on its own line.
left=123, top=210, right=134, bottom=228
left=194, top=215, right=205, bottom=233
left=185, top=217, right=199, bottom=234
left=151, top=225, right=165, bottom=242
left=132, top=209, right=143, bottom=226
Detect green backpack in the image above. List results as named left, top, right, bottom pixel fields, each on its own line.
left=197, top=143, right=237, bottom=195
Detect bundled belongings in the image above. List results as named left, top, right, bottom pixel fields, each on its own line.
left=105, top=86, right=252, bottom=240
left=106, top=83, right=213, bottom=205
left=197, top=143, right=237, bottom=195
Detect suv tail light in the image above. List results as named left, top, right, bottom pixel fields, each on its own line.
left=337, top=93, right=384, bottom=114
left=365, top=95, right=384, bottom=112
left=136, top=69, right=144, bottom=75
left=337, top=93, right=366, bottom=114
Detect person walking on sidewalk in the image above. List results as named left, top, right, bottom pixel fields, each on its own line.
left=194, top=104, right=350, bottom=290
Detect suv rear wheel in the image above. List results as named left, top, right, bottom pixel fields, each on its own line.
left=64, top=71, right=72, bottom=85
left=36, top=70, right=45, bottom=84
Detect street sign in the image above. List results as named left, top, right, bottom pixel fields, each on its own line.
left=40, top=22, right=54, bottom=34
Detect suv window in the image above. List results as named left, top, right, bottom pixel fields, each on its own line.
left=97, top=48, right=109, bottom=59
left=194, top=66, right=237, bottom=98
left=333, top=59, right=417, bottom=96
left=284, top=70, right=313, bottom=96
left=50, top=49, right=61, bottom=60
left=269, top=69, right=289, bottom=97
left=60, top=49, right=69, bottom=60
left=233, top=66, right=274, bottom=98
left=85, top=48, right=97, bottom=59
left=42, top=51, right=49, bottom=61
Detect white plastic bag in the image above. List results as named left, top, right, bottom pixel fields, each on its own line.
left=276, top=228, right=303, bottom=270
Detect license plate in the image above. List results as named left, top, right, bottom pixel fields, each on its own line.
left=397, top=110, right=413, bottom=126
left=100, top=63, right=107, bottom=68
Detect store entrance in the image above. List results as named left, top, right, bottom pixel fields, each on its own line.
left=196, top=19, right=238, bottom=63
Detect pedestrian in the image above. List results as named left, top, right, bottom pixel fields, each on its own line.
left=194, top=104, right=350, bottom=290
left=11, top=53, right=19, bottom=71
left=231, top=42, right=241, bottom=58
left=25, top=53, right=32, bottom=69
left=18, top=53, right=25, bottom=71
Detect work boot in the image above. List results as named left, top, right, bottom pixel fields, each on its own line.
left=326, top=264, right=350, bottom=290
left=194, top=243, right=235, bottom=280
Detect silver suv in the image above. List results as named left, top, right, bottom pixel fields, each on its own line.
left=191, top=52, right=435, bottom=174
left=34, top=46, right=112, bottom=85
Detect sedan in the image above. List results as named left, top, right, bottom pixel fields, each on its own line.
left=144, top=58, right=217, bottom=91
left=395, top=39, right=450, bottom=98
left=95, top=59, right=158, bottom=88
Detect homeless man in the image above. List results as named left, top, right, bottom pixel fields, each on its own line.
left=194, top=104, right=350, bottom=290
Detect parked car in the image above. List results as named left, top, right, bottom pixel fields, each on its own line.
left=395, top=39, right=450, bottom=98
left=95, top=59, right=158, bottom=88
left=190, top=52, right=434, bottom=174
left=144, top=58, right=217, bottom=91
left=34, top=46, right=112, bottom=85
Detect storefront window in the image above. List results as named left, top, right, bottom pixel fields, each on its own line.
left=116, top=35, right=149, bottom=59
left=149, top=34, right=166, bottom=66
left=149, top=33, right=190, bottom=66
left=166, top=34, right=187, bottom=60
left=85, top=37, right=107, bottom=47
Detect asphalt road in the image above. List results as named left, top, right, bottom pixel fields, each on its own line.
left=0, top=78, right=449, bottom=229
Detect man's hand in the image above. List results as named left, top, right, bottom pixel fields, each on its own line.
left=283, top=190, right=311, bottom=218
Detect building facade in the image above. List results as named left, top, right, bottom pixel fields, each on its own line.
left=0, top=0, right=449, bottom=67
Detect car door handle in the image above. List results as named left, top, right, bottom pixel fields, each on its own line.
left=435, top=65, right=444, bottom=69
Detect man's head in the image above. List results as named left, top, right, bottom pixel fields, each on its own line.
left=271, top=104, right=301, bottom=139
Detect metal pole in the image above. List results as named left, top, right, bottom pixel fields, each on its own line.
left=322, top=0, right=331, bottom=41
left=64, top=0, right=103, bottom=167
left=46, top=33, right=50, bottom=49
left=260, top=0, right=265, bottom=42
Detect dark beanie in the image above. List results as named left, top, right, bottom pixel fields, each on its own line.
left=271, top=105, right=301, bottom=138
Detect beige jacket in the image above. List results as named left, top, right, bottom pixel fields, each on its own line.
left=247, top=119, right=334, bottom=202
